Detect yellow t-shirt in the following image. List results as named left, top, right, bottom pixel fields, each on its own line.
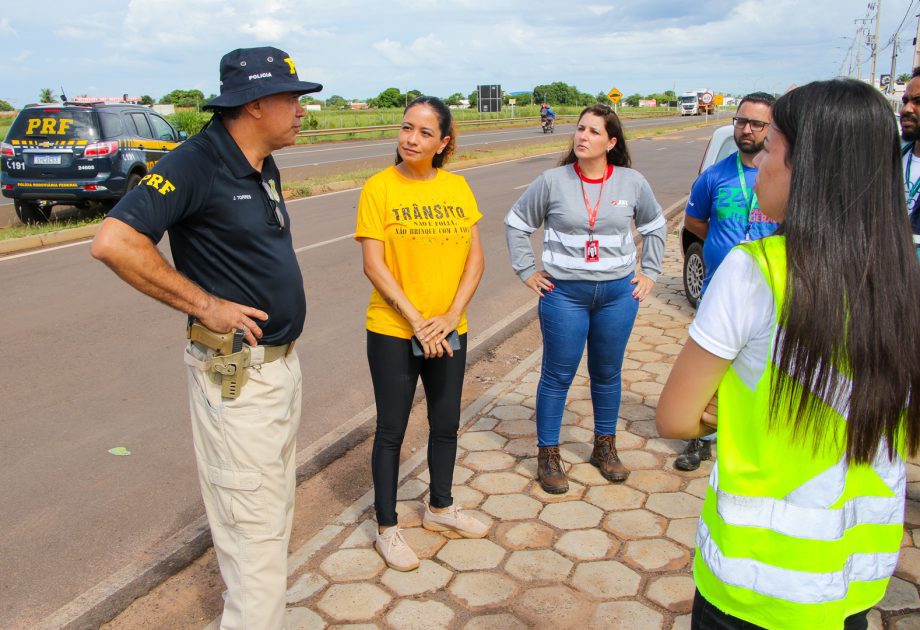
left=355, top=166, right=482, bottom=339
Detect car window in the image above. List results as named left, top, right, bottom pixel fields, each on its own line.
left=149, top=114, right=176, bottom=142
left=715, top=135, right=738, bottom=163
left=98, top=112, right=125, bottom=138
left=7, top=108, right=98, bottom=141
left=129, top=113, right=154, bottom=139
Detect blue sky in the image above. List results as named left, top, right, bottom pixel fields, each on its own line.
left=0, top=0, right=915, bottom=107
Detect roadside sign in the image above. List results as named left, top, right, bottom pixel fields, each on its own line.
left=714, top=94, right=724, bottom=106
left=509, top=99, right=516, bottom=105
left=880, top=74, right=891, bottom=87
left=607, top=88, right=622, bottom=103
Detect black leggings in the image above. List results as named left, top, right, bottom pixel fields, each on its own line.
left=691, top=590, right=869, bottom=630
left=367, top=330, right=467, bottom=527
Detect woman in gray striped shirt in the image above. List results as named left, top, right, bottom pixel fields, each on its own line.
left=504, top=103, right=666, bottom=494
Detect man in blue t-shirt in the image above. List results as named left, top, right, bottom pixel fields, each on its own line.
left=677, top=91, right=780, bottom=471
left=685, top=91, right=780, bottom=294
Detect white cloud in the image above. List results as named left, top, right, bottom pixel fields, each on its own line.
left=239, top=18, right=291, bottom=40
left=586, top=5, right=613, bottom=16
left=0, top=18, right=15, bottom=35
left=409, top=34, right=447, bottom=54
left=373, top=39, right=407, bottom=66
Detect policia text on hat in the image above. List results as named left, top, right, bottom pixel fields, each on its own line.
left=91, top=47, right=321, bottom=630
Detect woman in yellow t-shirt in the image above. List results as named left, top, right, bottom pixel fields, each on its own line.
left=355, top=96, right=486, bottom=571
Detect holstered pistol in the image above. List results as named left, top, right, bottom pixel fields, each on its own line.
left=187, top=321, right=249, bottom=399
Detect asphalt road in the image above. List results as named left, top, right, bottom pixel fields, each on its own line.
left=0, top=123, right=716, bottom=628
left=0, top=113, right=719, bottom=226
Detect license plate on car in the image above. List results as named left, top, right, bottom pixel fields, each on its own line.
left=33, top=155, right=61, bottom=165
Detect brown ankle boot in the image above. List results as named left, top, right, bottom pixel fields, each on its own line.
left=537, top=445, right=569, bottom=494
left=591, top=434, right=629, bottom=482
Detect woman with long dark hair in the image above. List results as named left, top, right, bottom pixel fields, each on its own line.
left=657, top=79, right=920, bottom=629
left=505, top=104, right=666, bottom=493
left=356, top=96, right=486, bottom=571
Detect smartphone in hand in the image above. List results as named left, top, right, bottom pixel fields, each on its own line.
left=411, top=330, right=461, bottom=357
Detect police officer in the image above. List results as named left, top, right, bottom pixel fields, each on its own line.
left=91, top=47, right=321, bottom=630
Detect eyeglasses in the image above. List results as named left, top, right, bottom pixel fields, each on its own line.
left=732, top=117, right=770, bottom=131
left=261, top=180, right=285, bottom=230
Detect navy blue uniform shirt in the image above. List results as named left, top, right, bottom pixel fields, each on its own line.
left=109, top=117, right=305, bottom=345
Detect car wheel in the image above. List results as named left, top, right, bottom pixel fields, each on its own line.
left=125, top=172, right=142, bottom=193
left=14, top=200, right=52, bottom=224
left=683, top=241, right=705, bottom=308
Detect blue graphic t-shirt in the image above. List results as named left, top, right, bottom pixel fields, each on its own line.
left=685, top=151, right=780, bottom=293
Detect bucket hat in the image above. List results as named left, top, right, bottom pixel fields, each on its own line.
left=203, top=46, right=322, bottom=110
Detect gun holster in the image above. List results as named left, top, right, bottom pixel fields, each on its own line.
left=187, top=321, right=249, bottom=399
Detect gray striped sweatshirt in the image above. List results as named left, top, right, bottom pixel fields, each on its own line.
left=504, top=163, right=666, bottom=282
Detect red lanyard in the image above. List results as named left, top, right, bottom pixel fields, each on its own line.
left=578, top=163, right=614, bottom=233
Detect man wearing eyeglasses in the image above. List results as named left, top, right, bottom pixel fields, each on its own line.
left=91, top=47, right=321, bottom=629
left=675, top=91, right=780, bottom=471
left=898, top=68, right=920, bottom=256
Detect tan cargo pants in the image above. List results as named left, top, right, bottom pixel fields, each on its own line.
left=185, top=343, right=302, bottom=630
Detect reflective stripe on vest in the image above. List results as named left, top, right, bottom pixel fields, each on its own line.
left=707, top=441, right=904, bottom=540
left=698, top=520, right=901, bottom=604
left=695, top=236, right=907, bottom=628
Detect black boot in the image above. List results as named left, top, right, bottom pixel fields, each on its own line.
left=675, top=438, right=712, bottom=471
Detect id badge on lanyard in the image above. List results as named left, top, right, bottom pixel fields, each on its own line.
left=581, top=165, right=613, bottom=262
left=737, top=153, right=756, bottom=243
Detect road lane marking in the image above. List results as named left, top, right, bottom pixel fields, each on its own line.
left=294, top=233, right=354, bottom=254
left=0, top=239, right=90, bottom=260
left=513, top=183, right=530, bottom=189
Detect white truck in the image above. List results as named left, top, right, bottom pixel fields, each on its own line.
left=679, top=89, right=715, bottom=116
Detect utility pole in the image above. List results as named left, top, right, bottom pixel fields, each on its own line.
left=914, top=11, right=920, bottom=71
left=890, top=33, right=899, bottom=93
left=855, top=24, right=865, bottom=80
left=870, top=0, right=882, bottom=87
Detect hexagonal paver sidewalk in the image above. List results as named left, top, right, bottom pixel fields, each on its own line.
left=215, top=230, right=920, bottom=629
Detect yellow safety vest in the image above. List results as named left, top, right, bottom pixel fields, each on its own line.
left=694, top=236, right=907, bottom=629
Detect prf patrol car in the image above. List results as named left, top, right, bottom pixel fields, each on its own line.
left=1, top=102, right=186, bottom=223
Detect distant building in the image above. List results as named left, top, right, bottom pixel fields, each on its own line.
left=638, top=99, right=657, bottom=108
left=71, top=96, right=141, bottom=104
left=350, top=101, right=369, bottom=110
left=305, top=104, right=322, bottom=111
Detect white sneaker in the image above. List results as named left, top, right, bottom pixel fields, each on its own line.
left=375, top=526, right=419, bottom=571
left=422, top=504, right=489, bottom=538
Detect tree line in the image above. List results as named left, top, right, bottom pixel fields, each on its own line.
left=14, top=82, right=716, bottom=114
left=19, top=82, right=645, bottom=112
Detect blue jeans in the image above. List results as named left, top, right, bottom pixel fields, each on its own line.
left=536, top=275, right=639, bottom=447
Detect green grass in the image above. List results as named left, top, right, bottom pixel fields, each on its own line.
left=2, top=216, right=100, bottom=240
left=0, top=115, right=12, bottom=140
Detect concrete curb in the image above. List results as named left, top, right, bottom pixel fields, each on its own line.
left=40, top=196, right=689, bottom=630
left=0, top=224, right=99, bottom=255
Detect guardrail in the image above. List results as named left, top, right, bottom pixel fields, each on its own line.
left=294, top=109, right=692, bottom=139
left=296, top=115, right=579, bottom=138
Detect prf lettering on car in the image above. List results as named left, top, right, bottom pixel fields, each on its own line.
left=140, top=173, right=176, bottom=195
left=25, top=118, right=73, bottom=135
